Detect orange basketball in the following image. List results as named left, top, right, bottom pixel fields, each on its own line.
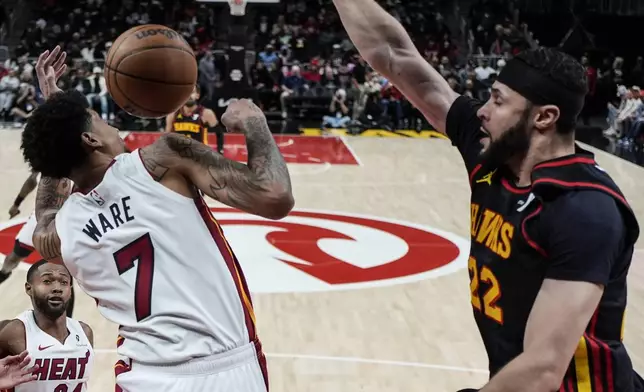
left=104, top=25, right=198, bottom=118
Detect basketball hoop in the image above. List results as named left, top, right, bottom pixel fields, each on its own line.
left=228, top=0, right=247, bottom=16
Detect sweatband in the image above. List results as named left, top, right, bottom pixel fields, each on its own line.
left=497, top=58, right=585, bottom=125
left=14, top=195, right=24, bottom=207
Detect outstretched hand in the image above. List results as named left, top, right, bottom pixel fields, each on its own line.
left=35, top=46, right=67, bottom=100
left=0, top=350, right=38, bottom=389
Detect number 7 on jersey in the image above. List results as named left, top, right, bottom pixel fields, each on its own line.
left=113, top=233, right=155, bottom=321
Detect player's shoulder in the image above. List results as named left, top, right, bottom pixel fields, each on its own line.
left=76, top=320, right=94, bottom=345
left=447, top=95, right=484, bottom=122
left=0, top=319, right=11, bottom=331
left=445, top=95, right=483, bottom=134
left=541, top=190, right=623, bottom=231
left=77, top=320, right=92, bottom=334
left=0, top=319, right=25, bottom=340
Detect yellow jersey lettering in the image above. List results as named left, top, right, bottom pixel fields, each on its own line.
left=173, top=122, right=202, bottom=133
left=470, top=205, right=515, bottom=259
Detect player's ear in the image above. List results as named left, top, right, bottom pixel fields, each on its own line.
left=534, top=104, right=560, bottom=133
left=81, top=131, right=103, bottom=150
left=25, top=282, right=32, bottom=296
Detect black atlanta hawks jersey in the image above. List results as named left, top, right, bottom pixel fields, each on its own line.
left=445, top=95, right=642, bottom=392
left=171, top=106, right=208, bottom=144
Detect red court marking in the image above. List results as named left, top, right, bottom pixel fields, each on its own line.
left=124, top=133, right=359, bottom=165
left=0, top=224, right=42, bottom=263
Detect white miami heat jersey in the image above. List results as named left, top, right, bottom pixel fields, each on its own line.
left=55, top=150, right=256, bottom=365
left=14, top=310, right=93, bottom=392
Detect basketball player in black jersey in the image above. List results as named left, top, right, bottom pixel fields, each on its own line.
left=334, top=1, right=643, bottom=391
left=165, top=86, right=222, bottom=154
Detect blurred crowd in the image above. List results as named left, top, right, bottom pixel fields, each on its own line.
left=0, top=0, right=640, bottom=144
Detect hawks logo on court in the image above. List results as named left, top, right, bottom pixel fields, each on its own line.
left=0, top=208, right=468, bottom=293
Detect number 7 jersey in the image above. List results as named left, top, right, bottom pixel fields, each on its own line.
left=55, top=151, right=257, bottom=365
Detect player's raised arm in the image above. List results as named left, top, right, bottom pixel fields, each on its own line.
left=141, top=99, right=294, bottom=220
left=29, top=47, right=70, bottom=264
left=332, top=0, right=458, bottom=134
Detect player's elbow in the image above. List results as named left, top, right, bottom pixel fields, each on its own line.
left=259, top=188, right=294, bottom=220
left=529, top=349, right=568, bottom=391
left=536, top=368, right=565, bottom=392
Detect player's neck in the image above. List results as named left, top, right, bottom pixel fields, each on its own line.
left=510, top=132, right=576, bottom=187
left=70, top=154, right=116, bottom=192
left=33, top=310, right=68, bottom=344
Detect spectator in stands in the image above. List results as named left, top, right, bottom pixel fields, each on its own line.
left=251, top=60, right=279, bottom=110
left=301, top=61, right=321, bottom=86
left=620, top=100, right=644, bottom=147
left=78, top=66, right=110, bottom=121
left=321, top=88, right=351, bottom=132
left=474, top=58, right=496, bottom=81
left=259, top=44, right=280, bottom=68
left=604, top=86, right=640, bottom=137
left=280, top=65, right=306, bottom=118
left=438, top=56, right=456, bottom=79
left=350, top=55, right=369, bottom=120
left=320, top=62, right=339, bottom=92
left=380, top=79, right=403, bottom=129
left=0, top=68, right=20, bottom=119
left=489, top=24, right=512, bottom=55
left=581, top=55, right=598, bottom=126
left=9, top=73, right=38, bottom=123
left=463, top=78, right=476, bottom=98
left=198, top=51, right=216, bottom=102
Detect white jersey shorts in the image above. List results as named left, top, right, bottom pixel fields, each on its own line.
left=115, top=340, right=268, bottom=392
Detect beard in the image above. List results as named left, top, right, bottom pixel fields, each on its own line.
left=480, top=108, right=532, bottom=169
left=33, top=294, right=68, bottom=319
left=185, top=100, right=197, bottom=107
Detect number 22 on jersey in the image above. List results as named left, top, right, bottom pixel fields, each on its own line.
left=469, top=256, right=504, bottom=324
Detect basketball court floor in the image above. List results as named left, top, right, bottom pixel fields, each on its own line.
left=0, top=128, right=643, bottom=391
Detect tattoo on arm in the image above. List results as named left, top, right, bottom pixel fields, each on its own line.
left=141, top=155, right=170, bottom=181
left=152, top=119, right=292, bottom=215
left=34, top=177, right=72, bottom=261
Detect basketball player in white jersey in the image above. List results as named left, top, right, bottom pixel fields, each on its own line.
left=21, top=46, right=292, bottom=391
left=0, top=213, right=76, bottom=318
left=0, top=260, right=94, bottom=392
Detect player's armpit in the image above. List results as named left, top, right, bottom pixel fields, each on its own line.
left=142, top=133, right=294, bottom=219
left=480, top=279, right=603, bottom=392
left=79, top=322, right=94, bottom=347
left=0, top=320, right=26, bottom=358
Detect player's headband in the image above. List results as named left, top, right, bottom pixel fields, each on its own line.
left=497, top=58, right=585, bottom=126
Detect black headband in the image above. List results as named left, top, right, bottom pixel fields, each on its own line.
left=497, top=58, right=585, bottom=125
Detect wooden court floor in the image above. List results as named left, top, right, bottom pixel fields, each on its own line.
left=0, top=128, right=643, bottom=391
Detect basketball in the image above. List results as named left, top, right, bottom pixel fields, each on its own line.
left=104, top=25, right=198, bottom=118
